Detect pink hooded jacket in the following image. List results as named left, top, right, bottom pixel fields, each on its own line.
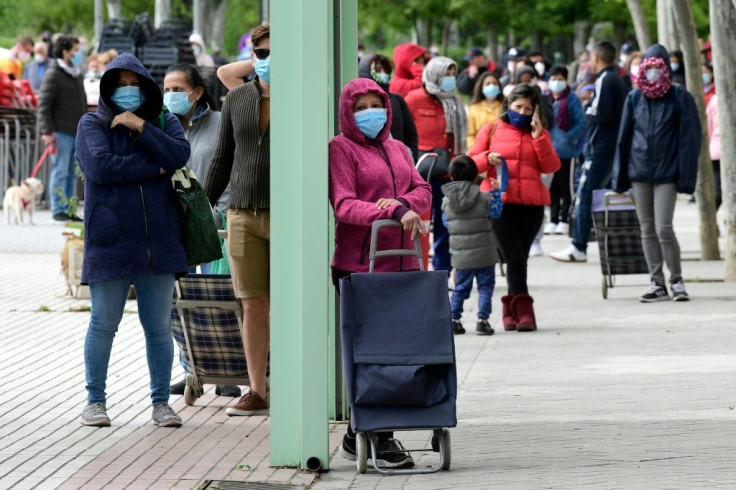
left=706, top=94, right=721, bottom=161
left=329, top=78, right=432, bottom=273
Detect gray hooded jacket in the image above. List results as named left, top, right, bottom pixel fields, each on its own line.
left=441, top=181, right=500, bottom=270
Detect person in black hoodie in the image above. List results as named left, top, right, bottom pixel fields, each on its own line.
left=358, top=53, right=419, bottom=161
left=551, top=41, right=627, bottom=263
left=613, top=44, right=700, bottom=303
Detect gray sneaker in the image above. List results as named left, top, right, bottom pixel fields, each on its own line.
left=81, top=402, right=111, bottom=427
left=671, top=281, right=690, bottom=302
left=152, top=403, right=182, bottom=427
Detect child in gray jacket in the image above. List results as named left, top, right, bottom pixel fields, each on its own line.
left=442, top=155, right=500, bottom=335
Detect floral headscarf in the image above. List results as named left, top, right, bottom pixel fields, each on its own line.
left=636, top=57, right=672, bottom=99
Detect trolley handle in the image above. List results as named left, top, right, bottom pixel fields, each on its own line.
left=415, top=152, right=440, bottom=182
left=603, top=190, right=636, bottom=208
left=368, top=219, right=425, bottom=273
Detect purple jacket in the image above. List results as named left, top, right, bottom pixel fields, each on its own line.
left=329, top=78, right=432, bottom=273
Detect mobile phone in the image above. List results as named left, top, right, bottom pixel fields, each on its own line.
left=533, top=105, right=540, bottom=119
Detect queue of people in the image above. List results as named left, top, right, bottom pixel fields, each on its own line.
left=12, top=21, right=708, bottom=459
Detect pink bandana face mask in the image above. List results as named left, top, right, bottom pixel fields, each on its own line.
left=636, top=57, right=672, bottom=99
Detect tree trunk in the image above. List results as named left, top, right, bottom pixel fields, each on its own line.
left=626, top=0, right=653, bottom=50
left=210, top=0, right=226, bottom=51
left=94, top=0, right=104, bottom=47
left=508, top=28, right=516, bottom=49
left=417, top=18, right=431, bottom=47
left=106, top=0, right=121, bottom=19
left=613, top=21, right=627, bottom=50
left=710, top=0, right=736, bottom=279
left=573, top=22, right=589, bottom=56
left=486, top=23, right=499, bottom=63
left=441, top=19, right=451, bottom=56
left=155, top=0, right=171, bottom=28
left=657, top=0, right=680, bottom=50
left=260, top=0, right=269, bottom=24
left=530, top=29, right=543, bottom=52
left=671, top=0, right=721, bottom=260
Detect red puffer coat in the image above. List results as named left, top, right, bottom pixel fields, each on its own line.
left=468, top=120, right=560, bottom=206
left=404, top=88, right=450, bottom=153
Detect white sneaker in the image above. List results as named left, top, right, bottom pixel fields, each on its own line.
left=543, top=223, right=557, bottom=235
left=554, top=222, right=569, bottom=235
left=550, top=244, right=587, bottom=262
left=529, top=243, right=544, bottom=257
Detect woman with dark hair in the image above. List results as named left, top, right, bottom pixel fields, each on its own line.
left=669, top=50, right=686, bottom=87
left=357, top=53, right=419, bottom=161
left=75, top=53, right=191, bottom=427
left=163, top=63, right=226, bottom=212
left=163, top=64, right=240, bottom=398
left=468, top=84, right=560, bottom=332
left=467, top=72, right=503, bottom=148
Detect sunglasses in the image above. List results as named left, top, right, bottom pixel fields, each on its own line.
left=254, top=49, right=270, bottom=60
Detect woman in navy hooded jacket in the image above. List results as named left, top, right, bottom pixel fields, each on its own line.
left=75, top=53, right=191, bottom=428
left=613, top=44, right=700, bottom=303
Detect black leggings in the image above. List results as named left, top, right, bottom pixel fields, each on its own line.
left=713, top=160, right=722, bottom=211
left=550, top=158, right=573, bottom=224
left=492, top=204, right=544, bottom=295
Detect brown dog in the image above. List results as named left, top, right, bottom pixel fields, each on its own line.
left=3, top=177, right=45, bottom=225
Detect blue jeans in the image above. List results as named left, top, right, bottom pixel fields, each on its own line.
left=431, top=177, right=452, bottom=271
left=50, top=132, right=77, bottom=215
left=572, top=159, right=612, bottom=253
left=85, top=273, right=176, bottom=406
left=450, top=267, right=495, bottom=320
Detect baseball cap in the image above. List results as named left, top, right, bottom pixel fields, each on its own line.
left=463, top=47, right=484, bottom=61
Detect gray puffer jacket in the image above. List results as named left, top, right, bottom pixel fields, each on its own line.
left=442, top=181, right=500, bottom=270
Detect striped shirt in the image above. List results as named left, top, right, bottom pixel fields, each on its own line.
left=204, top=80, right=270, bottom=210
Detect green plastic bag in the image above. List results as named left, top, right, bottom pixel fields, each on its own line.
left=171, top=168, right=223, bottom=267
left=209, top=208, right=230, bottom=274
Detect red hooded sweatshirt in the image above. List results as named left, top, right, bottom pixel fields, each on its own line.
left=389, top=44, right=427, bottom=97
left=329, top=78, right=432, bottom=273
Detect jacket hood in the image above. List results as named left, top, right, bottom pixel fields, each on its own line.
left=99, top=52, right=163, bottom=121
left=643, top=44, right=672, bottom=72
left=393, top=44, right=427, bottom=80
left=358, top=53, right=390, bottom=92
left=442, top=181, right=480, bottom=213
left=515, top=65, right=536, bottom=84
left=338, top=78, right=393, bottom=144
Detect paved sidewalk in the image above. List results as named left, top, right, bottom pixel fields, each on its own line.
left=315, top=199, right=736, bottom=488
left=0, top=212, right=326, bottom=489
left=1, top=200, right=735, bottom=489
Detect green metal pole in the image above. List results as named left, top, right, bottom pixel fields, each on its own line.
left=327, top=0, right=358, bottom=423
left=270, top=0, right=330, bottom=469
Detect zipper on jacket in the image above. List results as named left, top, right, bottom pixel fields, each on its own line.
left=140, top=186, right=153, bottom=269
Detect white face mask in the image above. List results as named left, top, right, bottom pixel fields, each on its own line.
left=507, top=61, right=516, bottom=74
left=34, top=54, right=45, bottom=63
left=645, top=68, right=661, bottom=82
left=630, top=65, right=640, bottom=77
left=534, top=62, right=546, bottom=76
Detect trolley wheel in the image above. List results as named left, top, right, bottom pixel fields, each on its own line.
left=356, top=432, right=368, bottom=473
left=601, top=276, right=608, bottom=300
left=184, top=374, right=201, bottom=406
left=440, top=428, right=451, bottom=471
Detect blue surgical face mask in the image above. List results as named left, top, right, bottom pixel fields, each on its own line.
left=254, top=57, right=270, bottom=84
left=507, top=109, right=533, bottom=129
left=482, top=84, right=501, bottom=99
left=439, top=76, right=456, bottom=92
left=548, top=80, right=567, bottom=94
left=164, top=90, right=195, bottom=116
left=372, top=70, right=390, bottom=85
left=702, top=73, right=711, bottom=85
left=71, top=51, right=83, bottom=67
left=670, top=62, right=680, bottom=72
left=111, top=86, right=145, bottom=112
left=354, top=108, right=387, bottom=139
